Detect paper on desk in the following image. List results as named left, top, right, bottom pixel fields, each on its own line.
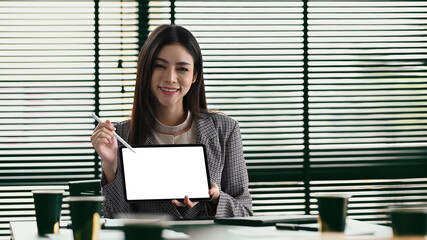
left=345, top=223, right=376, bottom=236
left=163, top=229, right=190, bottom=239
left=345, top=219, right=392, bottom=238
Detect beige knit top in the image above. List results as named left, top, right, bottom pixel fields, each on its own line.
left=151, top=111, right=197, bottom=144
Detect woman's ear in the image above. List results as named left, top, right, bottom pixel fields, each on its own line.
left=192, top=73, right=198, bottom=83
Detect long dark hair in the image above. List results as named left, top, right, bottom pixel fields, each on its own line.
left=129, top=24, right=207, bottom=144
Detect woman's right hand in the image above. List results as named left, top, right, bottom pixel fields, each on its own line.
left=90, top=120, right=118, bottom=183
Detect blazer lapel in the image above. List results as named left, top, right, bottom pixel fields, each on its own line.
left=195, top=113, right=217, bottom=145
left=194, top=113, right=222, bottom=183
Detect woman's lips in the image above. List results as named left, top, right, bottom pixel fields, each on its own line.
left=159, top=87, right=179, bottom=95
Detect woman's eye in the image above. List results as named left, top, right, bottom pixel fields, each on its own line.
left=154, top=64, right=165, bottom=69
left=178, top=67, right=189, bottom=72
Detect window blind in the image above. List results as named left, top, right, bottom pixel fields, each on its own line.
left=0, top=2, right=96, bottom=238
left=0, top=1, right=140, bottom=239
left=0, top=0, right=96, bottom=184
left=307, top=0, right=427, bottom=224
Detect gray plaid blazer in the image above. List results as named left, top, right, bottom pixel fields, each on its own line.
left=101, top=111, right=253, bottom=219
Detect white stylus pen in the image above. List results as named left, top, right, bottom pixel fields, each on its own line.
left=91, top=113, right=136, bottom=153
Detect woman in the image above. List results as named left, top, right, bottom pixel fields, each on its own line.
left=91, top=24, right=252, bottom=219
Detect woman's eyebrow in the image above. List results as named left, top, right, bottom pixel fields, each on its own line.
left=156, top=57, right=168, bottom=64
left=156, top=57, right=191, bottom=66
left=176, top=62, right=191, bottom=66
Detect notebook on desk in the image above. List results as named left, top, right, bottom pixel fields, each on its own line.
left=214, top=214, right=318, bottom=226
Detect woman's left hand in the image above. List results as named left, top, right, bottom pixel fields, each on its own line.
left=171, top=182, right=220, bottom=209
left=172, top=195, right=198, bottom=208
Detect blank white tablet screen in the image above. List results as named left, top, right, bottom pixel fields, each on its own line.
left=121, top=145, right=210, bottom=201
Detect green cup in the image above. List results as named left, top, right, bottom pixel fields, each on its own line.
left=316, top=194, right=351, bottom=233
left=32, top=190, right=64, bottom=235
left=123, top=223, right=164, bottom=240
left=68, top=196, right=104, bottom=240
left=390, top=205, right=427, bottom=237
left=120, top=214, right=170, bottom=240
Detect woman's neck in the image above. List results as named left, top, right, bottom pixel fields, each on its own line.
left=155, top=107, right=187, bottom=126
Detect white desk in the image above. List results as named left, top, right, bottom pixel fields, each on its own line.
left=9, top=221, right=123, bottom=240
left=10, top=218, right=394, bottom=240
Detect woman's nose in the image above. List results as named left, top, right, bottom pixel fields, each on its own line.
left=164, top=68, right=177, bottom=83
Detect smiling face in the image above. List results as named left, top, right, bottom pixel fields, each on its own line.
left=150, top=43, right=197, bottom=115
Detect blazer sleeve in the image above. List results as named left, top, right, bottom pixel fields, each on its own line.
left=215, top=120, right=253, bottom=217
left=100, top=121, right=132, bottom=218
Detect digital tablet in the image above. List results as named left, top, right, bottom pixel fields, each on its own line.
left=120, top=144, right=212, bottom=202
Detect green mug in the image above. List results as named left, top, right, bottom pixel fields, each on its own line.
left=390, top=205, right=427, bottom=237
left=119, top=214, right=170, bottom=240
left=123, top=223, right=164, bottom=240
left=68, top=196, right=104, bottom=240
left=32, top=190, right=64, bottom=235
left=316, top=194, right=351, bottom=233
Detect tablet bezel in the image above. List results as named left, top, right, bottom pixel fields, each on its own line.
left=119, top=144, right=212, bottom=202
